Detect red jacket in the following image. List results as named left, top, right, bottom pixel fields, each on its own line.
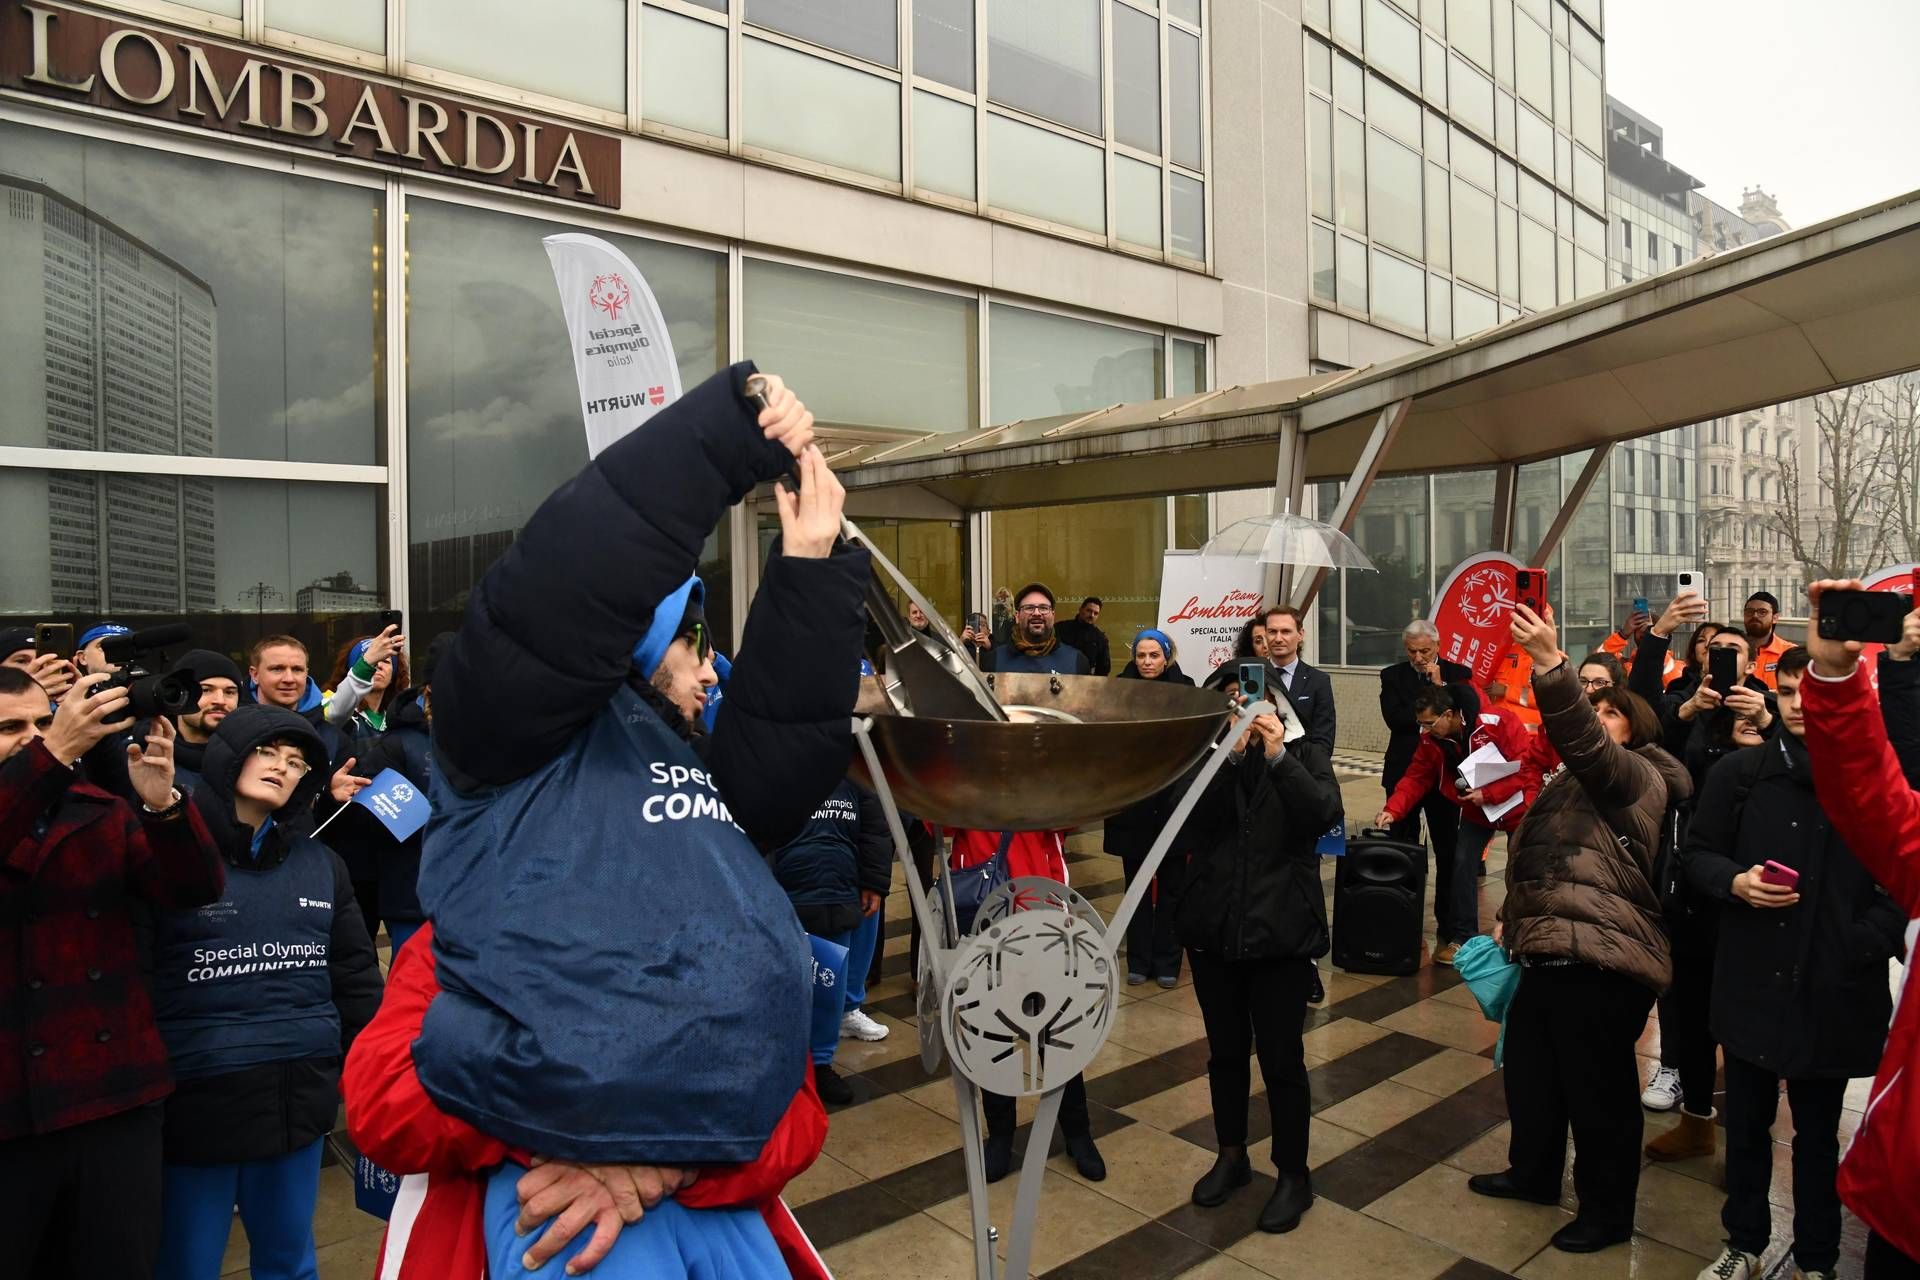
left=946, top=828, right=1068, bottom=882
left=1801, top=664, right=1920, bottom=1263
left=1383, top=706, right=1539, bottom=832
left=0, top=741, right=224, bottom=1139
left=342, top=923, right=831, bottom=1279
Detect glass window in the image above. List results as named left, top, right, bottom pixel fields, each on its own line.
left=1367, top=0, right=1421, bottom=87
left=991, top=498, right=1168, bottom=646
left=1171, top=339, right=1208, bottom=395
left=1553, top=41, right=1571, bottom=131
left=1306, top=0, right=1332, bottom=30
left=913, top=90, right=977, bottom=198
left=750, top=0, right=897, bottom=64
left=1424, top=161, right=1450, bottom=268
left=1449, top=54, right=1494, bottom=139
left=409, top=0, right=625, bottom=111
left=1557, top=192, right=1572, bottom=235
left=170, top=0, right=241, bottom=13
left=745, top=260, right=978, bottom=435
left=1447, top=0, right=1491, bottom=69
left=986, top=114, right=1105, bottom=232
left=1451, top=124, right=1494, bottom=190
left=0, top=124, right=381, bottom=465
left=1370, top=249, right=1425, bottom=333
left=1552, top=0, right=1566, bottom=38
left=1569, top=0, right=1600, bottom=31
left=1306, top=34, right=1333, bottom=94
left=1520, top=216, right=1553, bottom=310
left=1558, top=235, right=1575, bottom=301
left=914, top=0, right=976, bottom=91
left=1116, top=156, right=1163, bottom=248
left=1424, top=110, right=1448, bottom=159
left=1554, top=130, right=1572, bottom=187
left=1573, top=144, right=1603, bottom=210
left=988, top=0, right=1102, bottom=137
left=1367, top=129, right=1423, bottom=258
left=1337, top=235, right=1368, bottom=311
left=644, top=6, right=727, bottom=137
left=1514, top=12, right=1550, bottom=113
left=1422, top=0, right=1446, bottom=33
left=1570, top=58, right=1602, bottom=153
left=1421, top=35, right=1447, bottom=108
left=1171, top=0, right=1203, bottom=24
left=1113, top=3, right=1162, bottom=153
left=1170, top=27, right=1205, bottom=170
left=1427, top=272, right=1453, bottom=339
left=1569, top=19, right=1600, bottom=71
left=1346, top=475, right=1429, bottom=665
left=1492, top=0, right=1513, bottom=87
left=1519, top=170, right=1553, bottom=224
left=1452, top=176, right=1496, bottom=290
left=266, top=0, right=383, bottom=50
left=1312, top=223, right=1338, bottom=301
left=407, top=198, right=723, bottom=632
left=1433, top=470, right=1494, bottom=579
left=1574, top=247, right=1602, bottom=297
left=1309, top=98, right=1334, bottom=221
left=1497, top=156, right=1517, bottom=203
left=1455, top=283, right=1498, bottom=335
left=988, top=305, right=1161, bottom=423
left=1171, top=173, right=1206, bottom=258
left=1497, top=204, right=1519, bottom=301
left=1574, top=205, right=1604, bottom=255
left=1496, top=88, right=1517, bottom=155
left=1333, top=0, right=1363, bottom=48
left=1367, top=73, right=1422, bottom=147
left=744, top=39, right=901, bottom=179
left=1517, top=103, right=1552, bottom=176
left=1336, top=112, right=1367, bottom=234
left=1334, top=53, right=1365, bottom=112
left=852, top=518, right=965, bottom=633
left=0, top=469, right=384, bottom=653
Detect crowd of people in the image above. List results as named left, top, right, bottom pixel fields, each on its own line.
left=3, top=372, right=1915, bottom=1279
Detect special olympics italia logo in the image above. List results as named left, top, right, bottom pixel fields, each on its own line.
left=588, top=272, right=632, bottom=321
left=1457, top=566, right=1515, bottom=629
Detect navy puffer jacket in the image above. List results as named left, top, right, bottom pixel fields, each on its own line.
left=771, top=780, right=893, bottom=937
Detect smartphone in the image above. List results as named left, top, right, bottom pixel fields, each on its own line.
left=1237, top=660, right=1268, bottom=704
left=1676, top=569, right=1707, bottom=606
left=1707, top=646, right=1740, bottom=692
left=377, top=608, right=404, bottom=634
left=1632, top=596, right=1650, bottom=619
left=966, top=612, right=988, bottom=636
left=1760, top=860, right=1800, bottom=890
left=1513, top=569, right=1548, bottom=615
left=1817, top=589, right=1913, bottom=644
left=33, top=622, right=75, bottom=656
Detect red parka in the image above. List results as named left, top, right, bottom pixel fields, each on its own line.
left=1382, top=705, right=1540, bottom=832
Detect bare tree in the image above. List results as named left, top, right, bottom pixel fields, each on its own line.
left=1769, top=382, right=1902, bottom=582
left=1874, top=374, right=1920, bottom=564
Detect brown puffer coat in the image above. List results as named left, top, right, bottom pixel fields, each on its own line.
left=1499, top=662, right=1688, bottom=994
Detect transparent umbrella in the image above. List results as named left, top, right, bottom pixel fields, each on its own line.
left=1200, top=508, right=1377, bottom=571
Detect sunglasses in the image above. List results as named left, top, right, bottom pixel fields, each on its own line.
left=685, top=622, right=712, bottom=660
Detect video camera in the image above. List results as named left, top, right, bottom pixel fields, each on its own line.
left=97, top=623, right=196, bottom=725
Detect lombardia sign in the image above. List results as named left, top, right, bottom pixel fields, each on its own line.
left=2, top=2, right=621, bottom=207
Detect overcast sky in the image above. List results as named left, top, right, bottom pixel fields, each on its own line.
left=1603, top=0, right=1920, bottom=227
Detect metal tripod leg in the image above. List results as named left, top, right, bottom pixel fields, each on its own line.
left=1107, top=700, right=1271, bottom=945
left=854, top=718, right=951, bottom=980
left=1002, top=1087, right=1064, bottom=1280
left=951, top=1072, right=998, bottom=1280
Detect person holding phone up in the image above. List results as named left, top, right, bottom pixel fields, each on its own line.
left=1680, top=645, right=1908, bottom=1280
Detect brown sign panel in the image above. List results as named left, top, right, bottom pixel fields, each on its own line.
left=0, top=2, right=621, bottom=207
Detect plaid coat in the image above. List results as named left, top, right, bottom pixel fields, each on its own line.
left=0, top=739, right=225, bottom=1139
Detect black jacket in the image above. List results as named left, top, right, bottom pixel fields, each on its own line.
left=1378, top=658, right=1473, bottom=789
left=1684, top=733, right=1907, bottom=1079
left=1273, top=659, right=1337, bottom=756
left=162, top=705, right=383, bottom=1164
left=1054, top=619, right=1112, bottom=677
left=1173, top=739, right=1343, bottom=961
left=1629, top=631, right=1774, bottom=794
left=1102, top=664, right=1196, bottom=860
left=770, top=780, right=892, bottom=937
left=328, top=688, right=434, bottom=926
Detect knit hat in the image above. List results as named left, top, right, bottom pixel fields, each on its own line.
left=1132, top=628, right=1176, bottom=662
left=632, top=576, right=706, bottom=678
left=1746, top=590, right=1780, bottom=611
left=168, top=648, right=244, bottom=688
left=0, top=627, right=32, bottom=661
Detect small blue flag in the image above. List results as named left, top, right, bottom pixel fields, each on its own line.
left=807, top=933, right=850, bottom=1051
left=1315, top=821, right=1348, bottom=857
left=353, top=768, right=432, bottom=841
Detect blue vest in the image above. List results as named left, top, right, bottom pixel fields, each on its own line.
left=150, top=837, right=341, bottom=1081
left=414, top=684, right=811, bottom=1165
left=990, top=641, right=1087, bottom=675
left=771, top=779, right=862, bottom=911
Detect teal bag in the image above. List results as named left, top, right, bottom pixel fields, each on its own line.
left=1451, top=934, right=1520, bottom=1066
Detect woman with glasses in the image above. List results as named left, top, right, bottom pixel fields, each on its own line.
left=150, top=704, right=383, bottom=1280
left=1576, top=651, right=1627, bottom=693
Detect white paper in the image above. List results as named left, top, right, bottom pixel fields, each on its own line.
left=1457, top=741, right=1522, bottom=790
left=1480, top=790, right=1525, bottom=824
left=544, top=233, right=683, bottom=458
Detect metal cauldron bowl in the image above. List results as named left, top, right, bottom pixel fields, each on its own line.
left=850, top=672, right=1234, bottom=831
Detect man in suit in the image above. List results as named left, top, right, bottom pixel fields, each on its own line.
left=1378, top=619, right=1473, bottom=933
left=1263, top=606, right=1335, bottom=755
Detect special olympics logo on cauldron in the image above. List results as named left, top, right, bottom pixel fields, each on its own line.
left=588, top=273, right=632, bottom=321
left=1457, top=565, right=1515, bottom=629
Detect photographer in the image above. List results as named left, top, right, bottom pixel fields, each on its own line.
left=0, top=667, right=224, bottom=1277
left=325, top=624, right=408, bottom=743
left=1794, top=582, right=1920, bottom=1279
left=165, top=649, right=246, bottom=788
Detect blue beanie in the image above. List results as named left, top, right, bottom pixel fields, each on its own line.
left=80, top=622, right=130, bottom=648
left=1132, top=628, right=1176, bottom=662
left=633, top=576, right=705, bottom=676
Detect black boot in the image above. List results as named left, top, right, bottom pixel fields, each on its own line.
left=1308, top=970, right=1326, bottom=1005
left=1258, top=1171, right=1313, bottom=1233
left=812, top=1062, right=853, bottom=1106
left=984, top=1130, right=1014, bottom=1184
left=1191, top=1149, right=1252, bottom=1207
left=1065, top=1131, right=1107, bottom=1182
left=1466, top=1170, right=1559, bottom=1205
left=1549, top=1217, right=1632, bottom=1253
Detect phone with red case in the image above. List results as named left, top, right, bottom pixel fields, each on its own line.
left=1759, top=860, right=1800, bottom=890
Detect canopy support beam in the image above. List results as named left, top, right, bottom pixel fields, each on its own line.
left=1266, top=413, right=1310, bottom=607
left=1490, top=463, right=1519, bottom=554
left=1292, top=397, right=1411, bottom=613
left=1530, top=443, right=1614, bottom=564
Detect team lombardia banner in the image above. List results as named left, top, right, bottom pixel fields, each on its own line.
left=544, top=233, right=683, bottom=458
left=1156, top=552, right=1266, bottom=675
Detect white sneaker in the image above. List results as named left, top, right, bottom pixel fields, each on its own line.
left=841, top=1008, right=890, bottom=1042
left=1641, top=1064, right=1683, bottom=1111
left=1697, top=1245, right=1761, bottom=1280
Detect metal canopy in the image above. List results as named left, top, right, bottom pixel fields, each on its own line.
left=839, top=187, right=1920, bottom=511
